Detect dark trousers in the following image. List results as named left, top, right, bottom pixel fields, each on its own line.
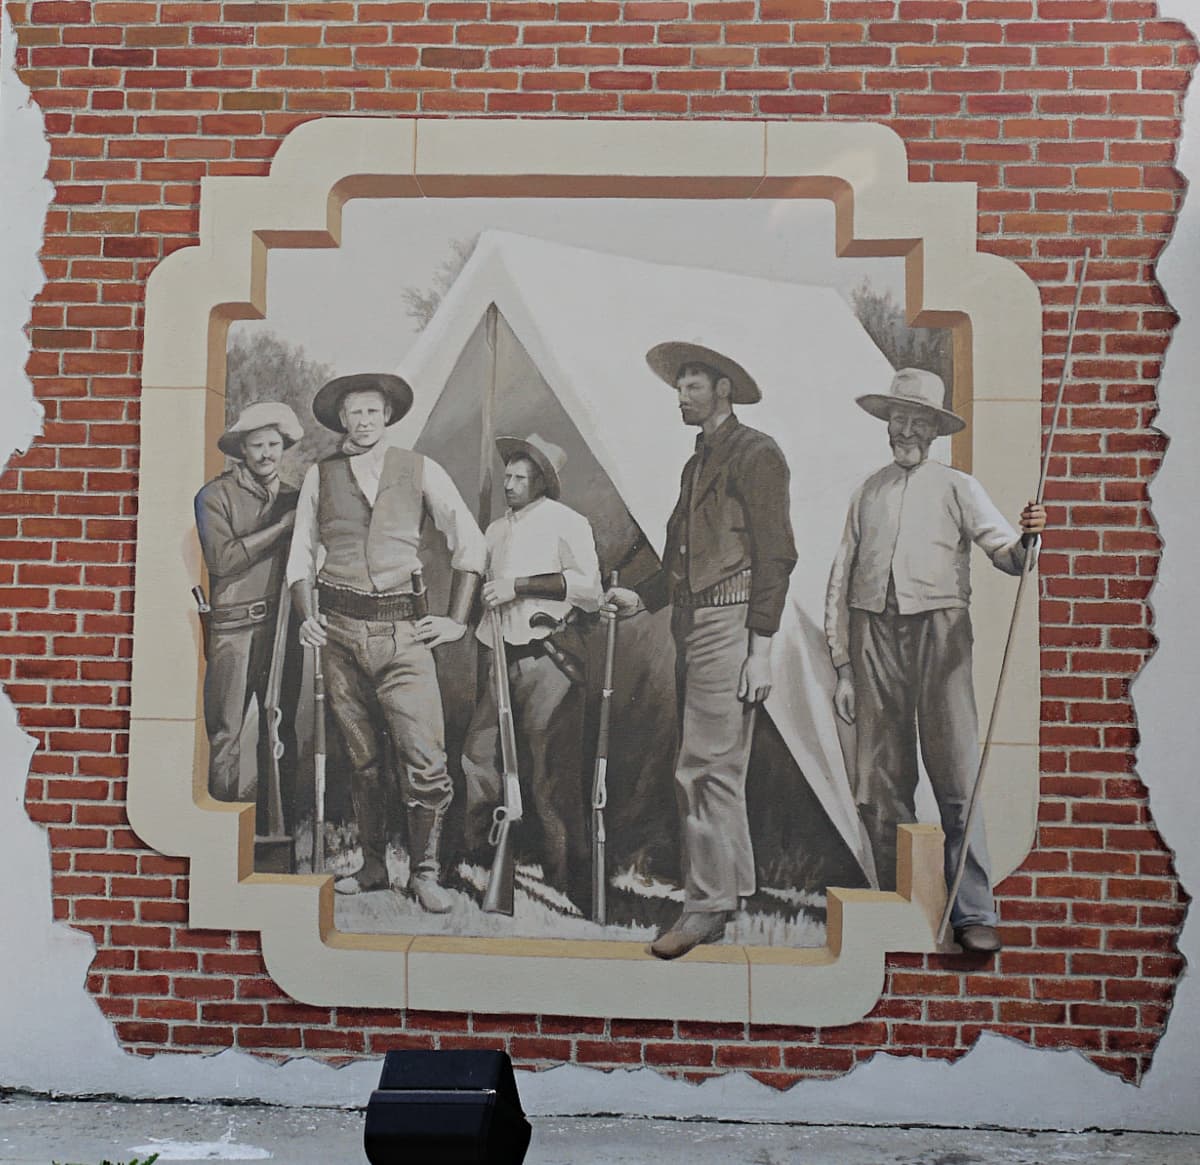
left=322, top=612, right=453, bottom=872
left=848, top=603, right=997, bottom=928
left=203, top=615, right=300, bottom=834
left=461, top=649, right=588, bottom=906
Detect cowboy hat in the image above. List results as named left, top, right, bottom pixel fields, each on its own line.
left=856, top=367, right=965, bottom=436
left=645, top=341, right=761, bottom=405
left=217, top=401, right=304, bottom=457
left=495, top=433, right=567, bottom=501
left=311, top=372, right=414, bottom=433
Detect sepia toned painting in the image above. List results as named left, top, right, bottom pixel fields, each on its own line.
left=189, top=193, right=1034, bottom=962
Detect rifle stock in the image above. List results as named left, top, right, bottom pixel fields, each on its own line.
left=483, top=607, right=523, bottom=915
left=592, top=570, right=620, bottom=924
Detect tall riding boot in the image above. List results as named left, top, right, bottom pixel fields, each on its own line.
left=335, top=764, right=390, bottom=896
left=406, top=804, right=453, bottom=914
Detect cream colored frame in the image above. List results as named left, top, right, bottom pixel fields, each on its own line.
left=129, top=118, right=1042, bottom=1026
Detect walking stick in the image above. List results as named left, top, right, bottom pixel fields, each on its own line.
left=592, top=570, right=620, bottom=925
left=937, top=247, right=1091, bottom=944
left=312, top=591, right=327, bottom=875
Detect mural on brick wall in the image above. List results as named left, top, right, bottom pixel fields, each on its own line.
left=190, top=196, right=1039, bottom=960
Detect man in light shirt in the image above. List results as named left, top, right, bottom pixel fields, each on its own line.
left=825, top=367, right=1046, bottom=955
left=461, top=434, right=602, bottom=914
left=287, top=373, right=485, bottom=909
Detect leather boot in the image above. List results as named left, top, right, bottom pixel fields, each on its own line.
left=406, top=805, right=453, bottom=914
left=334, top=850, right=389, bottom=896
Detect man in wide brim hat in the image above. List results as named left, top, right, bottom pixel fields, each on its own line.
left=825, top=365, right=1046, bottom=957
left=645, top=340, right=761, bottom=405
left=287, top=368, right=485, bottom=909
left=461, top=430, right=602, bottom=913
left=602, top=337, right=797, bottom=959
left=217, top=401, right=305, bottom=457
left=494, top=433, right=565, bottom=501
left=854, top=366, right=965, bottom=436
left=311, top=372, right=414, bottom=433
left=196, top=399, right=304, bottom=812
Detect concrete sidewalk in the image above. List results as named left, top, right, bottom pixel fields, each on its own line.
left=1, top=1095, right=1198, bottom=1164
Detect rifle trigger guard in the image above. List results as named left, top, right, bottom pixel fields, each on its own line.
left=269, top=707, right=284, bottom=760
left=488, top=805, right=508, bottom=848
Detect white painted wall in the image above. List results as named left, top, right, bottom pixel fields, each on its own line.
left=1, top=4, right=1196, bottom=1129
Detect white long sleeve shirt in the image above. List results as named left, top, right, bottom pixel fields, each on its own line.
left=825, top=458, right=1033, bottom=668
left=286, top=435, right=486, bottom=588
left=477, top=496, right=602, bottom=647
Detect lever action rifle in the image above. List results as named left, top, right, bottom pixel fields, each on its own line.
left=482, top=606, right=523, bottom=915
left=311, top=589, right=327, bottom=875
left=591, top=570, right=620, bottom=925
left=257, top=577, right=295, bottom=873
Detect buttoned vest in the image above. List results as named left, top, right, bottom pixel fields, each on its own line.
left=317, top=447, right=424, bottom=593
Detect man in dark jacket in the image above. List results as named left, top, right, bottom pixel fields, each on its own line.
left=604, top=342, right=797, bottom=959
left=194, top=402, right=304, bottom=813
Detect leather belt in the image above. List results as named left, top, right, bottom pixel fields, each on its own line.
left=209, top=598, right=273, bottom=629
left=674, top=568, right=753, bottom=610
left=319, top=581, right=420, bottom=622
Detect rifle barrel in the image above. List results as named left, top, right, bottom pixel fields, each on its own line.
left=591, top=569, right=620, bottom=925
left=312, top=595, right=327, bottom=875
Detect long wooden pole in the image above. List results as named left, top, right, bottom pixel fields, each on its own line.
left=936, top=248, right=1092, bottom=945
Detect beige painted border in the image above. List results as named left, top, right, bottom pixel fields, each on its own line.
left=130, top=117, right=1042, bottom=1025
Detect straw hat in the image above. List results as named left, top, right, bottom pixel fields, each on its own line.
left=645, top=341, right=761, bottom=405
left=311, top=372, right=414, bottom=433
left=856, top=367, right=965, bottom=436
left=217, top=401, right=304, bottom=457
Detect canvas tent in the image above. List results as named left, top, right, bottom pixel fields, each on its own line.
left=394, top=230, right=899, bottom=897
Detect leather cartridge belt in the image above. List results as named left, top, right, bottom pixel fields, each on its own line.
left=209, top=596, right=274, bottom=631
left=674, top=568, right=753, bottom=610
left=318, top=581, right=421, bottom=622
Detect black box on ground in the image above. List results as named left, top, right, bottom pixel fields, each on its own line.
left=363, top=1049, right=532, bottom=1165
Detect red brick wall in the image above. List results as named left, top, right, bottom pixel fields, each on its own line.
left=4, top=0, right=1194, bottom=1087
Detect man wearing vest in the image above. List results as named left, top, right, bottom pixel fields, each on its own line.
left=287, top=373, right=486, bottom=910
left=824, top=367, right=1046, bottom=954
left=461, top=434, right=602, bottom=914
left=195, top=402, right=304, bottom=811
left=604, top=342, right=798, bottom=960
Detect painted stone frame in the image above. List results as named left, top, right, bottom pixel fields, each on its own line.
left=128, top=118, right=1042, bottom=1027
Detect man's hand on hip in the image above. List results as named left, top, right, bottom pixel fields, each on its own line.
left=833, top=664, right=856, bottom=724
left=416, top=615, right=467, bottom=648
left=482, top=578, right=517, bottom=609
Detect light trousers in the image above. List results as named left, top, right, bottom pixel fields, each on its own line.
left=672, top=603, right=758, bottom=914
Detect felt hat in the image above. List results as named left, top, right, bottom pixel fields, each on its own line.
left=311, top=372, right=414, bottom=434
left=218, top=401, right=304, bottom=457
left=495, top=433, right=567, bottom=501
left=856, top=367, right=965, bottom=436
left=645, top=340, right=761, bottom=405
